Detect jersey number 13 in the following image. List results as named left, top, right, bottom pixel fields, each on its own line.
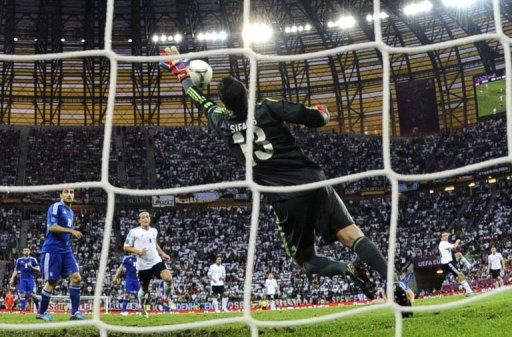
left=232, top=126, right=274, bottom=166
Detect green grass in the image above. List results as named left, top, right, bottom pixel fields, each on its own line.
left=1, top=292, right=512, bottom=337
left=476, top=80, right=506, bottom=117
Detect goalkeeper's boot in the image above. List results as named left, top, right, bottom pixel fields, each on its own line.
left=347, top=262, right=376, bottom=300
left=70, top=311, right=88, bottom=320
left=392, top=282, right=413, bottom=318
left=35, top=313, right=54, bottom=321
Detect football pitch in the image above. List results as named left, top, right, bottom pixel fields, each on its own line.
left=1, top=291, right=511, bottom=337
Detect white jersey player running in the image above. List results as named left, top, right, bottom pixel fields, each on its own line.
left=487, top=247, right=504, bottom=287
left=264, top=273, right=280, bottom=310
left=207, top=257, right=228, bottom=312
left=123, top=211, right=174, bottom=317
left=438, top=232, right=474, bottom=295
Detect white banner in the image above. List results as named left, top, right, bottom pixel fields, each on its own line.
left=152, top=195, right=175, bottom=207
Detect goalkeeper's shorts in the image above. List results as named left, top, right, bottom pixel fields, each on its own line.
left=270, top=185, right=354, bottom=258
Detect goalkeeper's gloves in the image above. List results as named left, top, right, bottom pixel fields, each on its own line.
left=159, top=46, right=191, bottom=82
left=315, top=104, right=330, bottom=124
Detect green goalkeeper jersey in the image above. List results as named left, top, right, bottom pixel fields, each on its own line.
left=184, top=82, right=328, bottom=200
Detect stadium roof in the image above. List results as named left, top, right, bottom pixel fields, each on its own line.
left=0, top=0, right=510, bottom=133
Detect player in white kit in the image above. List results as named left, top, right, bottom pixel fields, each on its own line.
left=438, top=232, right=474, bottom=295
left=123, top=211, right=174, bottom=317
left=207, top=257, right=228, bottom=313
left=264, top=273, right=280, bottom=310
left=487, top=247, right=504, bottom=287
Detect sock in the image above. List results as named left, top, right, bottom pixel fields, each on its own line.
left=33, top=296, right=40, bottom=310
left=39, top=289, right=52, bottom=315
left=165, top=281, right=173, bottom=298
left=122, top=299, right=128, bottom=312
left=163, top=304, right=170, bottom=312
left=20, top=298, right=27, bottom=311
left=461, top=280, right=473, bottom=293
left=270, top=300, right=276, bottom=310
left=461, top=257, right=471, bottom=269
left=303, top=256, right=347, bottom=276
left=352, top=237, right=388, bottom=279
left=212, top=298, right=219, bottom=311
left=138, top=289, right=147, bottom=311
left=69, top=286, right=81, bottom=315
left=221, top=297, right=228, bottom=311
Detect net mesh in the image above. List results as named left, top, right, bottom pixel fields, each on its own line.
left=1, top=0, right=512, bottom=336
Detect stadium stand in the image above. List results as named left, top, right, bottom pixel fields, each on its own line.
left=0, top=117, right=511, bottom=309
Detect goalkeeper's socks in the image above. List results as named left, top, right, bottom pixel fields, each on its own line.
left=20, top=298, right=27, bottom=311
left=352, top=237, right=388, bottom=279
left=303, top=256, right=347, bottom=276
left=122, top=299, right=128, bottom=312
left=39, top=289, right=52, bottom=315
left=69, top=286, right=81, bottom=315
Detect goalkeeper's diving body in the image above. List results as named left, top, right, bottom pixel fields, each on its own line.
left=160, top=47, right=408, bottom=304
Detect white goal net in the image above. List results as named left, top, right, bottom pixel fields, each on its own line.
left=0, top=0, right=511, bottom=336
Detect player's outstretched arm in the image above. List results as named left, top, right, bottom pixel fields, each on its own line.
left=160, top=47, right=220, bottom=115
left=265, top=99, right=330, bottom=128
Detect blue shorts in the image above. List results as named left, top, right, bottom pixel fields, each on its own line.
left=18, top=278, right=36, bottom=295
left=41, top=252, right=79, bottom=281
left=125, top=279, right=140, bottom=294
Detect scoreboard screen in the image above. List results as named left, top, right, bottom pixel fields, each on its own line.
left=474, top=74, right=506, bottom=118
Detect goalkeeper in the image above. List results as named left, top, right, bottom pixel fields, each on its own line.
left=160, top=47, right=408, bottom=304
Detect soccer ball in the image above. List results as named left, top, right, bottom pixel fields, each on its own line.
left=188, top=59, right=213, bottom=89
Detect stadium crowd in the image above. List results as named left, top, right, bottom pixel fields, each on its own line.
left=0, top=116, right=510, bottom=309
left=0, top=128, right=20, bottom=186
left=0, top=116, right=504, bottom=191
left=2, top=180, right=511, bottom=309
left=24, top=127, right=119, bottom=187
left=0, top=208, right=22, bottom=260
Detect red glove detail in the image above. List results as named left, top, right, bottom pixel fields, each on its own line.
left=315, top=104, right=330, bottom=123
left=159, top=50, right=191, bottom=82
